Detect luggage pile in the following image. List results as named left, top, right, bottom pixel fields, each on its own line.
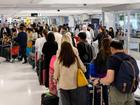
left=0, top=32, right=19, bottom=62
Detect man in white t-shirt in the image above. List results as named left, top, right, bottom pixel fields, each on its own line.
left=88, top=24, right=95, bottom=42
left=35, top=29, right=47, bottom=59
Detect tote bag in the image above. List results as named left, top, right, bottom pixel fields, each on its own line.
left=76, top=56, right=88, bottom=87
left=77, top=68, right=88, bottom=87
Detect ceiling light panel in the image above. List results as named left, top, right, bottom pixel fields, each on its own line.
left=0, top=0, right=36, bottom=4
left=39, top=0, right=140, bottom=4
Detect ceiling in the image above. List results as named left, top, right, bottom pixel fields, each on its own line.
left=0, top=0, right=140, bottom=16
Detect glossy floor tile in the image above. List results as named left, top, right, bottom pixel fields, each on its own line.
left=0, top=56, right=139, bottom=105
left=0, top=62, right=46, bottom=105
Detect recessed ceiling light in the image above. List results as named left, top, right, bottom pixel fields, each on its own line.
left=83, top=4, right=87, bottom=6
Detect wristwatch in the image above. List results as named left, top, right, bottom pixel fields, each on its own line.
left=98, top=78, right=101, bottom=84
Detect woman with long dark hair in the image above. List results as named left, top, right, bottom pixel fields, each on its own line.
left=54, top=41, right=86, bottom=105
left=93, top=26, right=109, bottom=49
left=42, top=32, right=58, bottom=87
left=108, top=27, right=114, bottom=39
left=92, top=38, right=112, bottom=105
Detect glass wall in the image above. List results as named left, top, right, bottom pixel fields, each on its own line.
left=104, top=10, right=140, bottom=54
left=130, top=10, right=140, bottom=38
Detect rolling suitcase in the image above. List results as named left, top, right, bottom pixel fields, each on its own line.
left=93, top=85, right=103, bottom=105
left=41, top=92, right=59, bottom=105
left=49, top=55, right=57, bottom=95
left=37, top=55, right=45, bottom=85
left=88, top=84, right=93, bottom=105
left=10, top=46, right=19, bottom=59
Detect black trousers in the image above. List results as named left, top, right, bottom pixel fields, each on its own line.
left=20, top=46, right=27, bottom=62
left=60, top=88, right=78, bottom=105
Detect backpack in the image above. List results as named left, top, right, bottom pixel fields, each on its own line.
left=114, top=55, right=139, bottom=93
left=83, top=42, right=96, bottom=63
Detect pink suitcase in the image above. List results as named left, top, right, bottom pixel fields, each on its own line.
left=49, top=55, right=57, bottom=95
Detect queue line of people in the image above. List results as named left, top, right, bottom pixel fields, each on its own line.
left=0, top=22, right=139, bottom=105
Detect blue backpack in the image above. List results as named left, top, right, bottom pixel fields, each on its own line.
left=114, top=55, right=139, bottom=93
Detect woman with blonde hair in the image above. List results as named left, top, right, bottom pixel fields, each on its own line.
left=65, top=32, right=76, bottom=47
left=61, top=33, right=72, bottom=45
left=56, top=34, right=77, bottom=57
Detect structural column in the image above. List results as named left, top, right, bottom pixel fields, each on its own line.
left=126, top=11, right=131, bottom=53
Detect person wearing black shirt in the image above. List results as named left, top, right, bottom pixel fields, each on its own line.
left=77, top=32, right=95, bottom=64
left=14, top=26, right=27, bottom=64
left=108, top=27, right=114, bottom=39
left=42, top=32, right=58, bottom=87
left=93, top=27, right=108, bottom=49
left=93, top=41, right=136, bottom=105
left=92, top=38, right=111, bottom=105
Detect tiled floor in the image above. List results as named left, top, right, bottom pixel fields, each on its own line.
left=0, top=49, right=139, bottom=105
left=0, top=62, right=46, bottom=105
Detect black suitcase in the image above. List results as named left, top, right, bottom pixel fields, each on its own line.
left=87, top=84, right=93, bottom=105
left=93, top=85, right=104, bottom=105
left=41, top=93, right=59, bottom=105
left=36, top=55, right=44, bottom=85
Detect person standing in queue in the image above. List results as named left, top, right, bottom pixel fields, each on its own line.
left=42, top=32, right=58, bottom=87
left=93, top=26, right=109, bottom=50
left=91, top=38, right=111, bottom=105
left=54, top=41, right=86, bottom=105
left=15, top=26, right=27, bottom=64
left=93, top=40, right=139, bottom=105
left=108, top=27, right=114, bottom=39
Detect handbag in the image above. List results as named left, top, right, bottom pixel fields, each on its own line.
left=76, top=56, right=88, bottom=87
left=77, top=68, right=88, bottom=87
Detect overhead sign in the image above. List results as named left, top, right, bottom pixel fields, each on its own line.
left=31, top=13, right=38, bottom=17
left=25, top=17, right=31, bottom=25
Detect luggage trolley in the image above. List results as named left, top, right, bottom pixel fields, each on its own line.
left=1, top=36, right=19, bottom=63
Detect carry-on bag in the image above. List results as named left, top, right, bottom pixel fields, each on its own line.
left=88, top=84, right=93, bottom=105
left=10, top=46, right=19, bottom=58
left=41, top=92, right=59, bottom=105
left=37, top=55, right=44, bottom=85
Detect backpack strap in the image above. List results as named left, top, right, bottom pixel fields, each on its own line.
left=126, top=60, right=137, bottom=92
left=113, top=54, right=132, bottom=62
left=112, top=55, right=123, bottom=62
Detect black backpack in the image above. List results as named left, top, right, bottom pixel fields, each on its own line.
left=114, top=55, right=139, bottom=93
